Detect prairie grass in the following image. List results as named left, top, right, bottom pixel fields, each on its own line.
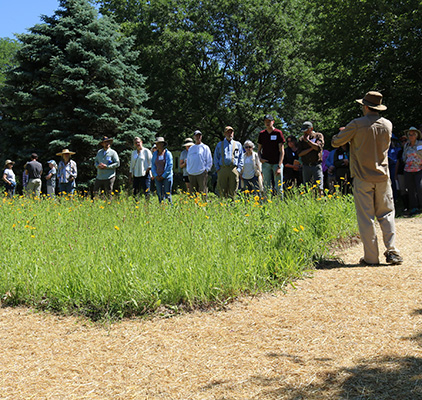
left=0, top=186, right=357, bottom=319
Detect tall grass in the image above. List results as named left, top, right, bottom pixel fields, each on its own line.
left=0, top=187, right=357, bottom=319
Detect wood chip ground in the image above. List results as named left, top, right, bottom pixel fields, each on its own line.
left=1, top=217, right=421, bottom=399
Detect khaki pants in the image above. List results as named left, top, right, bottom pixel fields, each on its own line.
left=189, top=171, right=209, bottom=196
left=27, top=178, right=42, bottom=197
left=217, top=166, right=239, bottom=199
left=353, top=177, right=400, bottom=264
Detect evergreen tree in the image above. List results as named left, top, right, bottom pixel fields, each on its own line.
left=0, top=0, right=159, bottom=188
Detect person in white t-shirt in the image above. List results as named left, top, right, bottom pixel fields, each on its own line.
left=241, top=140, right=263, bottom=194
left=130, top=137, right=152, bottom=199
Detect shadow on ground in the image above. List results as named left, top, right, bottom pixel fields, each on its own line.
left=257, top=355, right=422, bottom=399
left=315, top=259, right=395, bottom=270
left=201, top=310, right=422, bottom=399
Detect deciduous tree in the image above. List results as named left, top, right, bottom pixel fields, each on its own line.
left=98, top=0, right=318, bottom=146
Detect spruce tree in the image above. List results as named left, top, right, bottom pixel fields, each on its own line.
left=0, top=0, right=159, bottom=187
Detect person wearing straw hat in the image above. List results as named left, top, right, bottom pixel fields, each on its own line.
left=25, top=153, right=43, bottom=197
left=402, top=126, right=422, bottom=215
left=151, top=137, right=173, bottom=204
left=187, top=130, right=213, bottom=198
left=332, top=91, right=403, bottom=266
left=213, top=126, right=244, bottom=199
left=179, top=137, right=194, bottom=193
left=130, top=137, right=153, bottom=198
left=56, top=149, right=77, bottom=195
left=45, top=160, right=58, bottom=197
left=94, top=136, right=120, bottom=198
left=2, top=160, right=16, bottom=198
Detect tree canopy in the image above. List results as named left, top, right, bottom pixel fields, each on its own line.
left=0, top=37, right=21, bottom=85
left=0, top=0, right=159, bottom=185
left=308, top=0, right=422, bottom=136
left=98, top=0, right=319, bottom=146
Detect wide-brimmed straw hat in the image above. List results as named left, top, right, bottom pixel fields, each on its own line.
left=56, top=149, right=76, bottom=156
left=182, top=138, right=194, bottom=148
left=4, top=159, right=15, bottom=167
left=406, top=127, right=422, bottom=140
left=155, top=137, right=168, bottom=146
left=99, top=136, right=113, bottom=145
left=355, top=91, right=387, bottom=111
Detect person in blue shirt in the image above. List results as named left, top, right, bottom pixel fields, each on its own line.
left=213, top=126, right=244, bottom=199
left=325, top=149, right=337, bottom=192
left=151, top=137, right=173, bottom=204
left=94, top=136, right=120, bottom=199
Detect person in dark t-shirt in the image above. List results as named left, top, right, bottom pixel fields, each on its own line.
left=257, top=114, right=285, bottom=197
left=25, top=153, right=43, bottom=197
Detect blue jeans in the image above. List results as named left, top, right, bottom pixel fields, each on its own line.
left=155, top=176, right=173, bottom=204
left=133, top=174, right=151, bottom=198
left=243, top=176, right=260, bottom=192
left=59, top=181, right=75, bottom=195
left=262, top=163, right=283, bottom=196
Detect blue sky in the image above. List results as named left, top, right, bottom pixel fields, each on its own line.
left=0, top=0, right=62, bottom=39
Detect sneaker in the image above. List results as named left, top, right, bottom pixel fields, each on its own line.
left=359, top=257, right=379, bottom=266
left=385, top=252, right=403, bottom=265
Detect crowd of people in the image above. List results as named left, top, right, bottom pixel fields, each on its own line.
left=2, top=113, right=421, bottom=215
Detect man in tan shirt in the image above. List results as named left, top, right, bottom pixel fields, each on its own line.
left=332, top=91, right=403, bottom=265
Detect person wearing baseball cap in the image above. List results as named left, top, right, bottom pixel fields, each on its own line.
left=332, top=91, right=403, bottom=266
left=187, top=130, right=213, bottom=198
left=258, top=114, right=286, bottom=197
left=296, top=120, right=325, bottom=193
left=180, top=137, right=195, bottom=192
left=213, top=126, right=244, bottom=199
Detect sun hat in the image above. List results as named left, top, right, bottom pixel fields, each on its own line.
left=99, top=136, right=113, bottom=145
left=155, top=137, right=168, bottom=146
left=4, top=159, right=15, bottom=167
left=355, top=91, right=387, bottom=111
left=264, top=114, right=274, bottom=121
left=406, top=127, right=422, bottom=140
left=301, top=121, right=313, bottom=131
left=182, top=138, right=194, bottom=148
left=224, top=126, right=234, bottom=133
left=56, top=149, right=76, bottom=156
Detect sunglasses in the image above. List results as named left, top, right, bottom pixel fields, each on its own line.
left=244, top=146, right=252, bottom=149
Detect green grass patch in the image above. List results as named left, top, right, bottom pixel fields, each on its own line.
left=0, top=187, right=357, bottom=320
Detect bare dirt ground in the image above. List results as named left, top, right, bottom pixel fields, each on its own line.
left=1, top=217, right=422, bottom=400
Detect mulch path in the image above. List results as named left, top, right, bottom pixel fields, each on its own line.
left=1, top=217, right=422, bottom=399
